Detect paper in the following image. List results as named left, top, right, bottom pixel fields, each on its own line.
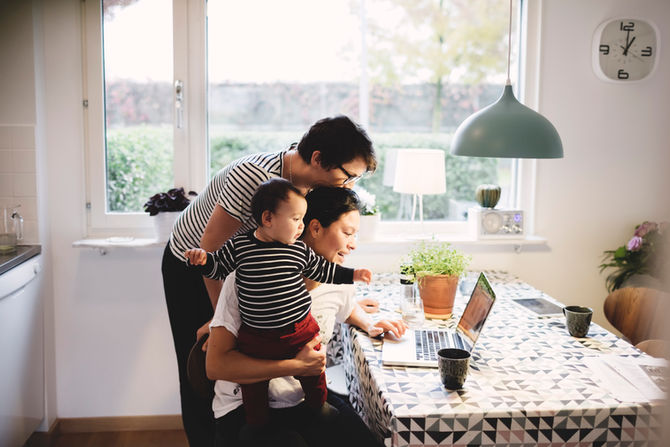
left=585, top=354, right=668, bottom=402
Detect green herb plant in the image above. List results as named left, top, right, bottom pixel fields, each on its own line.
left=407, top=241, right=471, bottom=278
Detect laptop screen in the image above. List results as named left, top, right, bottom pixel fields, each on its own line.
left=457, top=273, right=496, bottom=346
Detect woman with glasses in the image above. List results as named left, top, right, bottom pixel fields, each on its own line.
left=161, top=115, right=376, bottom=446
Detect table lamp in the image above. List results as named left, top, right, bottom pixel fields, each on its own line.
left=393, top=149, right=446, bottom=224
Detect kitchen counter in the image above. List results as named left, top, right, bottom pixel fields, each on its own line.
left=0, top=245, right=41, bottom=276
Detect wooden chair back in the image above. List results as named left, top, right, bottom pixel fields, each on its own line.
left=635, top=339, right=669, bottom=359
left=603, top=287, right=669, bottom=346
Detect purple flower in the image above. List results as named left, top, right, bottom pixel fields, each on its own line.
left=634, top=221, right=658, bottom=238
left=627, top=236, right=644, bottom=251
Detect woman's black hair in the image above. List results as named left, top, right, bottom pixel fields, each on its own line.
left=297, top=115, right=377, bottom=173
left=302, top=187, right=362, bottom=232
left=251, top=178, right=304, bottom=226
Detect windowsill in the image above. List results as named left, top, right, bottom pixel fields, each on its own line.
left=354, top=234, right=547, bottom=254
left=72, top=237, right=166, bottom=254
left=73, top=234, right=547, bottom=254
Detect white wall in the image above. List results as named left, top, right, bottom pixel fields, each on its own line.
left=0, top=0, right=39, bottom=244
left=15, top=0, right=670, bottom=420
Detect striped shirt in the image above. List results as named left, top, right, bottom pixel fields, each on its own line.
left=168, top=151, right=286, bottom=261
left=196, top=231, right=354, bottom=329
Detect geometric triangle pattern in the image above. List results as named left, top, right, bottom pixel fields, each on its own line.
left=337, top=272, right=666, bottom=446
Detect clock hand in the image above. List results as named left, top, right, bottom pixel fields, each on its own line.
left=623, top=35, right=636, bottom=56
left=624, top=29, right=631, bottom=53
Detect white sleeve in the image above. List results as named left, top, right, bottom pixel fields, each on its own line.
left=335, top=285, right=356, bottom=323
left=210, top=272, right=241, bottom=337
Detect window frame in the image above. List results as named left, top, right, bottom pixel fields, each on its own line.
left=83, top=0, right=208, bottom=236
left=83, top=0, right=539, bottom=239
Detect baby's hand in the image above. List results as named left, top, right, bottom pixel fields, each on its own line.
left=354, top=268, right=372, bottom=284
left=184, top=248, right=208, bottom=266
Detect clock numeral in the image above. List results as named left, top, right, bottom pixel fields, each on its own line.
left=617, top=69, right=629, bottom=80
left=620, top=21, right=635, bottom=31
left=641, top=46, right=653, bottom=57
left=599, top=44, right=610, bottom=55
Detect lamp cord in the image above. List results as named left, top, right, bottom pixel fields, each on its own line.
left=506, top=0, right=512, bottom=85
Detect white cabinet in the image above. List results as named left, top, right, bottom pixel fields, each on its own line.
left=0, top=255, right=43, bottom=447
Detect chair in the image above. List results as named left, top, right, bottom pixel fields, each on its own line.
left=187, top=333, right=215, bottom=401
left=603, top=287, right=669, bottom=346
left=635, top=339, right=669, bottom=358
left=325, top=363, right=349, bottom=397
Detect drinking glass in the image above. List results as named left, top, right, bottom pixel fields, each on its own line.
left=400, top=283, right=424, bottom=328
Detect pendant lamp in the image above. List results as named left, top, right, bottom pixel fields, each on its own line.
left=450, top=0, right=563, bottom=159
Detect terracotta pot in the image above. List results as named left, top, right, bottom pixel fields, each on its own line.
left=417, top=274, right=459, bottom=319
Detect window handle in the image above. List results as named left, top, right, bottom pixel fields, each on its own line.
left=175, top=80, right=184, bottom=129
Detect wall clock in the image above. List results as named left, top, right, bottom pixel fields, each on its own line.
left=593, top=18, right=659, bottom=82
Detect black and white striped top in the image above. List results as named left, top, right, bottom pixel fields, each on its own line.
left=168, top=151, right=286, bottom=261
left=196, top=231, right=354, bottom=329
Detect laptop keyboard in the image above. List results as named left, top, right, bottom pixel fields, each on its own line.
left=415, top=330, right=464, bottom=361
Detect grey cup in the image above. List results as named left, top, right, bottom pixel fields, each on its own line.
left=437, top=348, right=471, bottom=390
left=563, top=305, right=593, bottom=337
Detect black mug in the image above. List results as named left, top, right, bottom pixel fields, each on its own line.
left=563, top=305, right=593, bottom=337
left=437, top=348, right=471, bottom=390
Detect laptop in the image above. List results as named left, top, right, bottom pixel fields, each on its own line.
left=382, top=272, right=496, bottom=368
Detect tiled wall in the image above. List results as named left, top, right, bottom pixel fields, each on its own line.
left=0, top=125, right=38, bottom=244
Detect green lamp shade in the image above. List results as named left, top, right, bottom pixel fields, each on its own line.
left=451, top=85, right=563, bottom=159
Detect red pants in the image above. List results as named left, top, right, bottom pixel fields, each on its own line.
left=237, top=313, right=327, bottom=426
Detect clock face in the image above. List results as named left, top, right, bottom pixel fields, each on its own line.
left=594, top=19, right=658, bottom=82
left=482, top=212, right=503, bottom=233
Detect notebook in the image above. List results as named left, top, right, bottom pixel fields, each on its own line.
left=382, top=272, right=496, bottom=368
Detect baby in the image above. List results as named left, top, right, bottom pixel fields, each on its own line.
left=185, top=178, right=371, bottom=432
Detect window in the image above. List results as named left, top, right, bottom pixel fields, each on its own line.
left=84, top=0, right=529, bottom=234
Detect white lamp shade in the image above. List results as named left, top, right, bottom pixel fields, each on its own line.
left=393, top=149, right=446, bottom=195
left=382, top=149, right=399, bottom=187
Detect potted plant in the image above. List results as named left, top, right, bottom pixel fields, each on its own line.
left=144, top=187, right=197, bottom=241
left=354, top=185, right=380, bottom=242
left=407, top=241, right=471, bottom=319
left=599, top=221, right=669, bottom=292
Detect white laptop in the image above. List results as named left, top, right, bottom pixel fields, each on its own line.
left=382, top=272, right=496, bottom=368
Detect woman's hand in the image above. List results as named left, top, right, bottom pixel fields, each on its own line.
left=207, top=327, right=326, bottom=383
left=197, top=320, right=211, bottom=351
left=366, top=319, right=408, bottom=339
left=357, top=297, right=379, bottom=313
left=294, top=335, right=327, bottom=376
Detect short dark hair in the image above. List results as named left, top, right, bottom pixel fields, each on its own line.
left=251, top=178, right=304, bottom=226
left=296, top=115, right=377, bottom=173
left=302, top=186, right=362, bottom=233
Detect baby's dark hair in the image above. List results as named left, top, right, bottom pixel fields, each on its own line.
left=302, top=187, right=362, bottom=232
left=251, top=178, right=304, bottom=226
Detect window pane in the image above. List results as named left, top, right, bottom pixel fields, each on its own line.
left=357, top=0, right=519, bottom=221
left=207, top=0, right=361, bottom=174
left=206, top=0, right=520, bottom=222
left=102, top=0, right=174, bottom=213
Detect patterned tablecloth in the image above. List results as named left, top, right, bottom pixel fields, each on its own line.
left=338, top=271, right=665, bottom=447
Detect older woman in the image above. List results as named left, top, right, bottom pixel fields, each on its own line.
left=207, top=187, right=406, bottom=446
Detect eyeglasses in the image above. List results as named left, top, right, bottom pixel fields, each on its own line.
left=337, top=165, right=366, bottom=185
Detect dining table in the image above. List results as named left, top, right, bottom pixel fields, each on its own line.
left=334, top=271, right=666, bottom=447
